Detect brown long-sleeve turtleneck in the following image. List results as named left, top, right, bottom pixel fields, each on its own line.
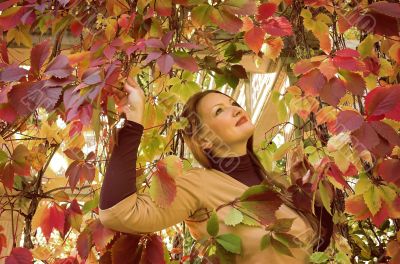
left=99, top=120, right=332, bottom=251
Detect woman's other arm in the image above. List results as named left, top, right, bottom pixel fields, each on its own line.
left=99, top=120, right=144, bottom=209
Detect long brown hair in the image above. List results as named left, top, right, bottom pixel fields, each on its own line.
left=179, top=90, right=322, bottom=246
left=180, top=90, right=283, bottom=188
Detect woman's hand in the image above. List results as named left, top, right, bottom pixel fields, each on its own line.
left=117, top=77, right=145, bottom=125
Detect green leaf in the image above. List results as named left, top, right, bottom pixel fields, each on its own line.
left=273, top=141, right=295, bottom=161
left=239, top=184, right=269, bottom=200
left=357, top=35, right=377, bottom=58
left=274, top=232, right=303, bottom=248
left=191, top=5, right=212, bottom=27
left=216, top=233, right=242, bottom=254
left=309, top=252, right=329, bottom=263
left=260, top=234, right=271, bottom=250
left=241, top=214, right=261, bottom=227
left=270, top=236, right=293, bottom=257
left=334, top=252, right=351, bottom=264
left=354, top=173, right=371, bottom=195
left=304, top=146, right=316, bottom=154
left=82, top=193, right=99, bottom=214
left=266, top=218, right=295, bottom=233
left=207, top=211, right=219, bottom=237
left=318, top=181, right=332, bottom=215
left=277, top=99, right=288, bottom=123
left=0, top=150, right=8, bottom=165
left=224, top=207, right=243, bottom=226
left=363, top=185, right=381, bottom=216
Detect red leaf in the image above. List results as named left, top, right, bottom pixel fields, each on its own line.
left=355, top=11, right=399, bottom=37
left=379, top=159, right=400, bottom=187
left=297, top=69, right=327, bottom=96
left=0, top=0, right=19, bottom=11
left=161, top=31, right=174, bottom=47
left=0, top=40, right=9, bottom=64
left=223, top=0, right=257, bottom=15
left=155, top=0, right=171, bottom=16
left=149, top=161, right=178, bottom=208
left=365, top=85, right=400, bottom=121
left=210, top=7, right=243, bottom=33
left=172, top=52, right=199, bottom=72
left=262, top=16, right=293, bottom=36
left=41, top=202, right=66, bottom=240
left=0, top=64, right=28, bottom=82
left=320, top=77, right=346, bottom=106
left=368, top=1, right=400, bottom=18
left=66, top=199, right=83, bottom=231
left=351, top=122, right=380, bottom=153
left=319, top=59, right=337, bottom=80
left=90, top=219, right=115, bottom=251
left=30, top=39, right=51, bottom=76
left=239, top=186, right=283, bottom=225
left=0, top=6, right=25, bottom=31
left=345, top=194, right=371, bottom=220
left=339, top=70, right=365, bottom=96
left=0, top=163, right=14, bottom=190
left=64, top=148, right=85, bottom=161
left=81, top=68, right=103, bottom=85
left=77, top=230, right=92, bottom=260
left=362, top=56, right=380, bottom=76
left=111, top=234, right=142, bottom=264
left=65, top=160, right=81, bottom=191
left=157, top=54, right=174, bottom=74
left=5, top=247, right=32, bottom=264
left=332, top=56, right=365, bottom=71
left=70, top=20, right=83, bottom=37
left=293, top=59, right=321, bottom=76
left=244, top=26, right=265, bottom=53
left=333, top=110, right=364, bottom=134
left=370, top=121, right=400, bottom=147
left=142, top=235, right=166, bottom=264
left=327, top=163, right=350, bottom=189
left=0, top=103, right=17, bottom=123
left=145, top=39, right=165, bottom=49
left=371, top=203, right=390, bottom=227
left=44, top=55, right=73, bottom=79
left=143, top=51, right=162, bottom=65
left=335, top=48, right=360, bottom=58
left=256, top=3, right=277, bottom=21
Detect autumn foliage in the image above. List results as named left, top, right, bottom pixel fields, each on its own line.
left=0, top=0, right=400, bottom=263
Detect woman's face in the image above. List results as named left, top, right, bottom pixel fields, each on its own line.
left=195, top=92, right=255, bottom=156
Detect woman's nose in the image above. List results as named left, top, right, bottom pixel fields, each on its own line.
left=233, top=107, right=242, bottom=117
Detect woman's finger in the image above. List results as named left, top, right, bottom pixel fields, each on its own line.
left=124, top=77, right=138, bottom=94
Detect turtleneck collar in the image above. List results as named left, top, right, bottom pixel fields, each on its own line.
left=208, top=152, right=255, bottom=175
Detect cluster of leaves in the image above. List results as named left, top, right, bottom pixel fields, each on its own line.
left=0, top=0, right=399, bottom=263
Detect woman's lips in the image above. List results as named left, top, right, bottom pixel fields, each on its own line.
left=235, top=116, right=248, bottom=126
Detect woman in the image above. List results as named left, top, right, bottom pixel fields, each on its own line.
left=99, top=77, right=332, bottom=263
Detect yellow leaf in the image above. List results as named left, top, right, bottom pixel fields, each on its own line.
left=105, top=18, right=117, bottom=41
left=300, top=9, right=312, bottom=19
left=378, top=58, right=394, bottom=77
left=32, top=201, right=48, bottom=230
left=365, top=74, right=377, bottom=90
left=263, top=37, right=283, bottom=60
left=316, top=13, right=331, bottom=25
left=19, top=26, right=32, bottom=48
left=388, top=43, right=400, bottom=64
left=316, top=106, right=337, bottom=124
left=327, top=132, right=351, bottom=152
left=357, top=35, right=377, bottom=57
left=0, top=135, right=5, bottom=144
left=32, top=246, right=52, bottom=261
left=273, top=141, right=296, bottom=161
left=363, top=185, right=381, bottom=216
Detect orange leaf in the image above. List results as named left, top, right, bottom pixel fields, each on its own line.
left=89, top=219, right=115, bottom=251
left=244, top=26, right=265, bottom=53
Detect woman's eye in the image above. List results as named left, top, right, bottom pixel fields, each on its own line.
left=216, top=108, right=222, bottom=115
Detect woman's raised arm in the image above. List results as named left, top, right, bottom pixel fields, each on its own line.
left=98, top=78, right=206, bottom=234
